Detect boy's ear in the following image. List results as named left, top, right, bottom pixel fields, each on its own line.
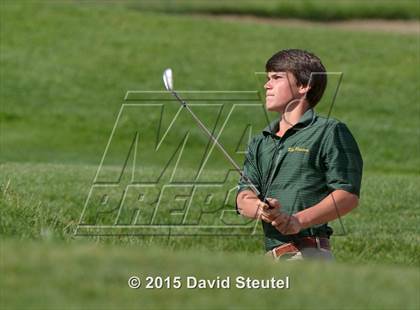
left=297, top=84, right=311, bottom=96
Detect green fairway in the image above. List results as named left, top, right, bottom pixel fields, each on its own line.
left=1, top=2, right=419, bottom=309
left=1, top=3, right=418, bottom=171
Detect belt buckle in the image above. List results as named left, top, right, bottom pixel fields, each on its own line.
left=271, top=248, right=279, bottom=259
left=315, top=236, right=321, bottom=249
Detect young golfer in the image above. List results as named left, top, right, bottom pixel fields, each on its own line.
left=236, top=49, right=363, bottom=260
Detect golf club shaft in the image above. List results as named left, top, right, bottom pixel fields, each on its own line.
left=169, top=89, right=263, bottom=199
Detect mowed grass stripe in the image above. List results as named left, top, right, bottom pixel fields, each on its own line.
left=130, top=0, right=420, bottom=21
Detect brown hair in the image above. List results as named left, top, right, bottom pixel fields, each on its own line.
left=265, top=49, right=327, bottom=107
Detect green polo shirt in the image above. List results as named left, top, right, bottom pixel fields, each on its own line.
left=237, top=108, right=363, bottom=251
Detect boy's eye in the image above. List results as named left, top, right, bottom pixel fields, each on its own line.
left=266, top=74, right=285, bottom=82
left=266, top=75, right=283, bottom=81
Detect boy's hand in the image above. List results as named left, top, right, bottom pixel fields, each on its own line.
left=271, top=214, right=302, bottom=235
left=257, top=198, right=282, bottom=223
left=257, top=198, right=303, bottom=235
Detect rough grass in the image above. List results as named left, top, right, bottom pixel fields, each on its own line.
left=1, top=240, right=419, bottom=310
left=1, top=162, right=419, bottom=266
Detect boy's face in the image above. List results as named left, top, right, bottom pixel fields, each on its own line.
left=264, top=71, right=300, bottom=112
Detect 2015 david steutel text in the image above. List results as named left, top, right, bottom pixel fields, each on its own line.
left=128, top=275, right=290, bottom=289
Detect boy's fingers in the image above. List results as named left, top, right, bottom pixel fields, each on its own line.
left=257, top=201, right=272, bottom=219
left=273, top=215, right=301, bottom=235
left=257, top=200, right=273, bottom=212
left=261, top=208, right=280, bottom=218
left=266, top=198, right=281, bottom=209
left=256, top=201, right=265, bottom=214
left=261, top=215, right=274, bottom=223
left=271, top=213, right=289, bottom=226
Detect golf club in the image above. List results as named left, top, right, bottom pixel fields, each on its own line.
left=162, top=68, right=270, bottom=206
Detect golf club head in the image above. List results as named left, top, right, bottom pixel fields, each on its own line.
left=163, top=68, right=173, bottom=91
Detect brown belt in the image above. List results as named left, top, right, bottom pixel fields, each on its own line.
left=269, top=237, right=330, bottom=259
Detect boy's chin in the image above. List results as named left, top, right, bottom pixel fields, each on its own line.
left=265, top=103, right=283, bottom=112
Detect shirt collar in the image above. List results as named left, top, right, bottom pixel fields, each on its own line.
left=262, top=108, right=316, bottom=136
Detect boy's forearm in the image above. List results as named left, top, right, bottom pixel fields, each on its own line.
left=295, top=189, right=359, bottom=229
left=236, top=190, right=260, bottom=219
left=237, top=189, right=359, bottom=230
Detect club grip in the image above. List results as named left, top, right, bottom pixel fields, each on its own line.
left=262, top=197, right=275, bottom=210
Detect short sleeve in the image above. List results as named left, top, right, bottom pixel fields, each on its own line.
left=323, top=122, right=363, bottom=197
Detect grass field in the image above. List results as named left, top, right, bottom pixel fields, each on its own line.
left=1, top=2, right=419, bottom=309
left=1, top=240, right=419, bottom=309
left=133, top=0, right=420, bottom=20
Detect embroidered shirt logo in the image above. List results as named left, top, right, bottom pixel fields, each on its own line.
left=288, top=146, right=309, bottom=153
